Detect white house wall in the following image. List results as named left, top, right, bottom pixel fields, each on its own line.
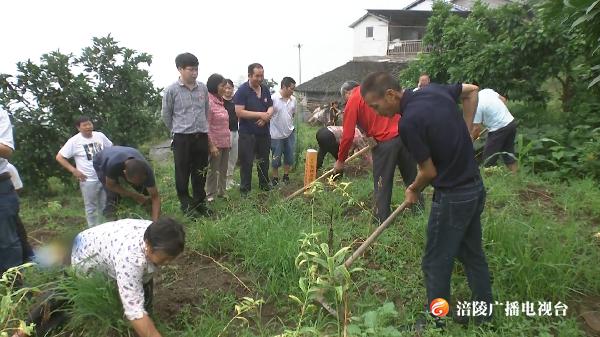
left=353, top=15, right=389, bottom=58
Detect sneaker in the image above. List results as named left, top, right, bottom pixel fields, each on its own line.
left=207, top=196, right=215, bottom=202
left=282, top=174, right=290, bottom=184
left=271, top=177, right=279, bottom=187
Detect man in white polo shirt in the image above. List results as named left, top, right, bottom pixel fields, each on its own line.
left=270, top=77, right=297, bottom=186
left=471, top=88, right=518, bottom=173
left=56, top=116, right=113, bottom=227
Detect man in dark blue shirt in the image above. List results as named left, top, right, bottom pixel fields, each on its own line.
left=234, top=63, right=274, bottom=195
left=93, top=146, right=161, bottom=221
left=361, top=72, right=492, bottom=326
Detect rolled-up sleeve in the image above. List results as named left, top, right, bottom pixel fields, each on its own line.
left=115, top=256, right=147, bottom=321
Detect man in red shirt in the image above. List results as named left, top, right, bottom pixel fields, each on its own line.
left=334, top=81, right=422, bottom=223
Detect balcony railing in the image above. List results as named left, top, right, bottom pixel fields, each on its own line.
left=387, top=40, right=432, bottom=56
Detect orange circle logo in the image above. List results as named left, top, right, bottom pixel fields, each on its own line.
left=430, top=298, right=449, bottom=317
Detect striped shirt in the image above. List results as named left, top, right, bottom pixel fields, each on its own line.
left=207, top=93, right=231, bottom=148
left=161, top=79, right=209, bottom=134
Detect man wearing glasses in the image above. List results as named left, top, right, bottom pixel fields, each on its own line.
left=162, top=53, right=212, bottom=217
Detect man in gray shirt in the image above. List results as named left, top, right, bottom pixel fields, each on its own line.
left=161, top=53, right=212, bottom=217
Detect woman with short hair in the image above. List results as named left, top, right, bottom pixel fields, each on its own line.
left=205, top=74, right=231, bottom=201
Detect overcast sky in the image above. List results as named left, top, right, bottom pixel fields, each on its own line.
left=1, top=0, right=412, bottom=90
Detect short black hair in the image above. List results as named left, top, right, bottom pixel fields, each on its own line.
left=360, top=72, right=402, bottom=98
left=248, top=63, right=263, bottom=76
left=124, top=159, right=148, bottom=181
left=224, top=78, right=234, bottom=87
left=144, top=217, right=185, bottom=257
left=280, top=77, right=296, bottom=89
left=75, top=116, right=91, bottom=127
left=175, top=53, right=199, bottom=69
left=206, top=73, right=226, bottom=95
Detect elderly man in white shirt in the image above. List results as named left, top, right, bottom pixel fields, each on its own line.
left=471, top=88, right=518, bottom=173
left=269, top=77, right=297, bottom=186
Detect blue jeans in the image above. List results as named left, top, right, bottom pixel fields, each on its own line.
left=0, top=179, right=22, bottom=274
left=422, top=179, right=493, bottom=308
left=271, top=130, right=296, bottom=169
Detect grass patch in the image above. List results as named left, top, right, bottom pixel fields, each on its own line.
left=10, top=125, right=600, bottom=336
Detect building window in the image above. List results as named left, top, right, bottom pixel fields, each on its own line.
left=366, top=27, right=373, bottom=38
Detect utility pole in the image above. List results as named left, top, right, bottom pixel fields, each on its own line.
left=297, top=43, right=302, bottom=84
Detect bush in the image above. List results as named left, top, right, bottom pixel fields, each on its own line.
left=0, top=35, right=162, bottom=191
left=517, top=125, right=600, bottom=181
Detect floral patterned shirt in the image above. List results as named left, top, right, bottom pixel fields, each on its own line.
left=71, top=219, right=156, bottom=320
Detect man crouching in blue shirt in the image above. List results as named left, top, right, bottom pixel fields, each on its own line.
left=360, top=72, right=493, bottom=328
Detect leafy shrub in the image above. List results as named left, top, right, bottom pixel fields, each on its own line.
left=0, top=35, right=161, bottom=191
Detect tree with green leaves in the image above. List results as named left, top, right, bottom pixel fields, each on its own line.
left=537, top=0, right=600, bottom=89
left=0, top=35, right=161, bottom=191
left=400, top=1, right=590, bottom=112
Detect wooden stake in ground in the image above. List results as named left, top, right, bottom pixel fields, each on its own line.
left=303, top=149, right=318, bottom=195
left=285, top=145, right=371, bottom=201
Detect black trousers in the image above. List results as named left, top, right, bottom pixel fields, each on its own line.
left=316, top=127, right=339, bottom=170
left=483, top=120, right=517, bottom=166
left=372, top=136, right=422, bottom=223
left=172, top=132, right=209, bottom=210
left=238, top=132, right=270, bottom=193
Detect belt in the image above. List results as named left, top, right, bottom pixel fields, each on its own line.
left=0, top=172, right=11, bottom=182
left=174, top=132, right=207, bottom=139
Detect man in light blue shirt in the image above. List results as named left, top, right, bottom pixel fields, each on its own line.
left=472, top=88, right=518, bottom=172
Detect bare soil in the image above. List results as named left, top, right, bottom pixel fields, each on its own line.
left=153, top=251, right=253, bottom=319
left=573, top=296, right=600, bottom=336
